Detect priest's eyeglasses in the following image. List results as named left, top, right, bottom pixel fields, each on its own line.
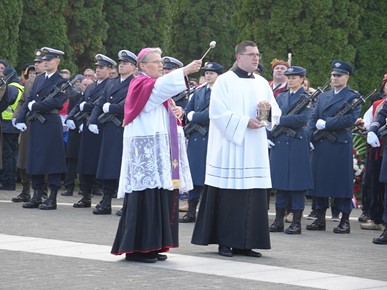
left=240, top=53, right=262, bottom=59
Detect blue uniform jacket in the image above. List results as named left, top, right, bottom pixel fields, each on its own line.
left=67, top=79, right=107, bottom=175
left=269, top=88, right=313, bottom=191
left=89, top=76, right=133, bottom=180
left=185, top=85, right=210, bottom=185
left=16, top=72, right=67, bottom=175
left=307, top=87, right=361, bottom=198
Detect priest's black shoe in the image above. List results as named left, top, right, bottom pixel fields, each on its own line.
left=11, top=193, right=31, bottom=203
left=93, top=205, right=112, bottom=215
left=218, top=245, right=233, bottom=257
left=125, top=253, right=157, bottom=263
left=233, top=249, right=262, bottom=258
left=73, top=198, right=91, bottom=208
left=39, top=199, right=57, bottom=210
left=372, top=229, right=387, bottom=244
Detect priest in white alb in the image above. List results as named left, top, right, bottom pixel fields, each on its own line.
left=192, top=40, right=281, bottom=258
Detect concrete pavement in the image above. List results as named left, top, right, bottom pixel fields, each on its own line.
left=0, top=188, right=386, bottom=290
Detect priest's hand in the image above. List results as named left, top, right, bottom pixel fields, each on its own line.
left=257, top=100, right=271, bottom=111
left=248, top=117, right=263, bottom=129
left=183, top=60, right=203, bottom=76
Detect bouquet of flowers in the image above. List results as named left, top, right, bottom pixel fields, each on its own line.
left=353, top=148, right=365, bottom=196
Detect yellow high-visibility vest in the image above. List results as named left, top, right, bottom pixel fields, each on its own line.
left=2, top=82, right=24, bottom=120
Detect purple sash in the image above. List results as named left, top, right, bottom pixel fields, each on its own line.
left=167, top=101, right=180, bottom=187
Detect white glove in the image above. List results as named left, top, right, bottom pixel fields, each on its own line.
left=79, top=101, right=86, bottom=111
left=28, top=100, right=36, bottom=111
left=79, top=123, right=83, bottom=133
left=88, top=124, right=99, bottom=134
left=367, top=131, right=380, bottom=147
left=102, top=102, right=110, bottom=113
left=187, top=111, right=195, bottom=122
left=15, top=123, right=27, bottom=132
left=267, top=140, right=275, bottom=149
left=309, top=142, right=315, bottom=150
left=12, top=118, right=17, bottom=127
left=316, top=119, right=326, bottom=130
left=66, top=119, right=76, bottom=130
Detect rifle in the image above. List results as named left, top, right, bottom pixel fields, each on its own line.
left=270, top=79, right=331, bottom=139
left=183, top=102, right=209, bottom=137
left=97, top=113, right=122, bottom=127
left=184, top=123, right=207, bottom=136
left=97, top=95, right=127, bottom=127
left=73, top=95, right=101, bottom=122
left=0, top=70, right=16, bottom=87
left=26, top=75, right=81, bottom=123
left=312, top=89, right=377, bottom=143
left=173, top=85, right=196, bottom=104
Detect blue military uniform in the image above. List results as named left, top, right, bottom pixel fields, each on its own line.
left=269, top=66, right=313, bottom=234
left=68, top=53, right=116, bottom=208
left=306, top=60, right=361, bottom=234
left=179, top=61, right=224, bottom=223
left=163, top=56, right=189, bottom=108
left=88, top=49, right=137, bottom=215
left=15, top=47, right=68, bottom=210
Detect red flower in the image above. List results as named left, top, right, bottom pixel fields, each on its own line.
left=353, top=184, right=361, bottom=193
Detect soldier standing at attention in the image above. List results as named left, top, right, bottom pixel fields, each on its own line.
left=15, top=47, right=68, bottom=210
left=306, top=60, right=361, bottom=234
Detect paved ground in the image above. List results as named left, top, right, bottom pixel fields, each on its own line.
left=0, top=187, right=386, bottom=290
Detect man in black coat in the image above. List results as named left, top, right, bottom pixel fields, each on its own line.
left=88, top=50, right=137, bottom=214
left=15, top=47, right=68, bottom=210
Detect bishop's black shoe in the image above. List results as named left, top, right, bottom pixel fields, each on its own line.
left=218, top=245, right=233, bottom=257
left=233, top=248, right=262, bottom=258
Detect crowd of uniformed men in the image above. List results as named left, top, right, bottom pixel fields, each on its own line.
left=0, top=45, right=386, bottom=246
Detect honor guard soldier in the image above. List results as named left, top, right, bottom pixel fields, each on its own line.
left=88, top=50, right=137, bottom=214
left=268, top=66, right=314, bottom=234
left=66, top=54, right=115, bottom=209
left=162, top=56, right=189, bottom=108
left=179, top=62, right=224, bottom=223
left=15, top=47, right=68, bottom=210
left=306, top=60, right=361, bottom=234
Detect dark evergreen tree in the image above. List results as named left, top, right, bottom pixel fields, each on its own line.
left=169, top=0, right=238, bottom=70
left=63, top=0, right=108, bottom=72
left=18, top=0, right=75, bottom=73
left=235, top=0, right=362, bottom=89
left=0, top=0, right=23, bottom=67
left=352, top=0, right=387, bottom=95
left=103, top=0, right=171, bottom=60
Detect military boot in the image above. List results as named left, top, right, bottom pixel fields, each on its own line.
left=270, top=208, right=285, bottom=232
left=306, top=209, right=326, bottom=231
left=39, top=188, right=58, bottom=210
left=333, top=212, right=350, bottom=234
left=73, top=190, right=91, bottom=208
left=11, top=182, right=31, bottom=202
left=373, top=225, right=387, bottom=244
left=179, top=201, right=199, bottom=223
left=22, top=190, right=43, bottom=208
left=284, top=210, right=302, bottom=234
left=93, top=191, right=112, bottom=215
